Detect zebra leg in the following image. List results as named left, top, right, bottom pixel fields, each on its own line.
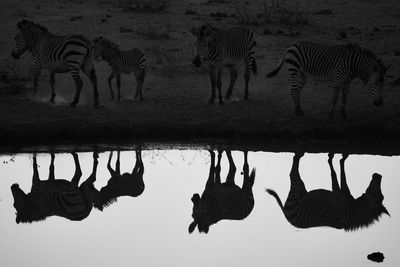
left=48, top=153, right=55, bottom=180
left=116, top=150, right=121, bottom=175
left=328, top=153, right=340, bottom=192
left=116, top=71, right=122, bottom=101
left=208, top=67, right=217, bottom=103
left=32, top=153, right=40, bottom=186
left=339, top=153, right=352, bottom=197
left=205, top=150, right=216, bottom=190
left=215, top=150, right=222, bottom=184
left=289, top=71, right=306, bottom=116
left=82, top=62, right=99, bottom=108
left=216, top=67, right=223, bottom=105
left=134, top=149, right=144, bottom=176
left=30, top=59, right=41, bottom=97
left=225, top=150, right=237, bottom=185
left=71, top=152, right=82, bottom=186
left=108, top=71, right=115, bottom=100
left=225, top=65, right=238, bottom=99
left=49, top=72, right=56, bottom=103
left=135, top=69, right=145, bottom=100
left=244, top=65, right=251, bottom=100
left=107, top=151, right=117, bottom=176
left=87, top=151, right=98, bottom=183
left=69, top=68, right=83, bottom=107
left=288, top=152, right=307, bottom=200
left=340, top=83, right=350, bottom=118
left=328, top=82, right=342, bottom=118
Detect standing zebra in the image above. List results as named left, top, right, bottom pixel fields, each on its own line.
left=11, top=20, right=99, bottom=107
left=189, top=150, right=256, bottom=234
left=266, top=153, right=390, bottom=231
left=92, top=36, right=146, bottom=101
left=11, top=152, right=99, bottom=223
left=191, top=24, right=257, bottom=104
left=266, top=41, right=389, bottom=117
left=94, top=150, right=145, bottom=211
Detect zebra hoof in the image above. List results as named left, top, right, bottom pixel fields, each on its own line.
left=328, top=153, right=334, bottom=160
left=70, top=102, right=77, bottom=107
left=208, top=98, right=215, bottom=104
left=49, top=98, right=55, bottom=104
left=294, top=152, right=304, bottom=158
left=218, top=100, right=224, bottom=105
left=341, top=153, right=349, bottom=161
left=95, top=104, right=105, bottom=109
left=295, top=110, right=304, bottom=116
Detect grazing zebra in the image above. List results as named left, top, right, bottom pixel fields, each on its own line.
left=190, top=23, right=257, bottom=104
left=266, top=153, right=390, bottom=231
left=94, top=150, right=145, bottom=211
left=11, top=20, right=99, bottom=107
left=266, top=41, right=389, bottom=117
left=11, top=152, right=99, bottom=223
left=92, top=36, right=146, bottom=100
left=189, top=150, right=256, bottom=234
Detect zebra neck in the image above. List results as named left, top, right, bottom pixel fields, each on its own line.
left=345, top=195, right=384, bottom=231
left=102, top=48, right=119, bottom=65
left=27, top=29, right=48, bottom=55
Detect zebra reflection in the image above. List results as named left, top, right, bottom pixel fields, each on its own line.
left=94, top=150, right=145, bottom=211
left=11, top=152, right=99, bottom=223
left=267, top=153, right=390, bottom=231
left=189, top=150, right=256, bottom=234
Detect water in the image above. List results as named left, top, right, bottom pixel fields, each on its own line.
left=0, top=149, right=399, bottom=266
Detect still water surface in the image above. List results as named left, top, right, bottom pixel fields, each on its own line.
left=0, top=149, right=398, bottom=266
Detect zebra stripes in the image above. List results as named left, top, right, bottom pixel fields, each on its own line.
left=189, top=150, right=256, bottom=234
left=11, top=152, right=99, bottom=223
left=191, top=24, right=257, bottom=104
left=11, top=20, right=99, bottom=107
left=266, top=41, right=388, bottom=117
left=93, top=36, right=146, bottom=100
left=266, top=153, right=390, bottom=231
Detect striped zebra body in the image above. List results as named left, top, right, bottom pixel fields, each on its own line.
left=266, top=153, right=390, bottom=231
left=189, top=150, right=255, bottom=234
left=11, top=152, right=99, bottom=224
left=266, top=41, right=388, bottom=117
left=94, top=150, right=145, bottom=211
left=93, top=36, right=146, bottom=100
left=191, top=24, right=257, bottom=104
left=11, top=20, right=99, bottom=107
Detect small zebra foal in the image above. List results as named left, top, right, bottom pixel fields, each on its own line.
left=92, top=36, right=146, bottom=100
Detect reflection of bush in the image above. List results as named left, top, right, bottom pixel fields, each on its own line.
left=124, top=0, right=170, bottom=12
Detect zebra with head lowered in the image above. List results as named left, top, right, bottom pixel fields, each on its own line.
left=266, top=41, right=389, bottom=117
left=189, top=150, right=256, bottom=234
left=266, top=153, right=390, bottom=231
left=92, top=36, right=146, bottom=101
left=11, top=20, right=99, bottom=107
left=191, top=24, right=257, bottom=104
left=11, top=152, right=99, bottom=224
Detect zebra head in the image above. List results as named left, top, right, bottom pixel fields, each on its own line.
left=92, top=36, right=106, bottom=62
left=189, top=193, right=213, bottom=234
left=190, top=24, right=215, bottom=67
left=367, top=60, right=389, bottom=107
left=365, top=173, right=390, bottom=217
left=11, top=183, right=43, bottom=224
left=12, top=20, right=47, bottom=60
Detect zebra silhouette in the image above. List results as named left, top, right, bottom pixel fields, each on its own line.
left=266, top=153, right=390, bottom=231
left=11, top=152, right=99, bottom=223
left=189, top=150, right=256, bottom=234
left=266, top=41, right=389, bottom=117
left=191, top=23, right=257, bottom=104
left=94, top=150, right=145, bottom=211
left=11, top=20, right=99, bottom=107
left=92, top=36, right=146, bottom=101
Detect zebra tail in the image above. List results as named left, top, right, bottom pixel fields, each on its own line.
left=266, top=188, right=284, bottom=211
left=266, top=57, right=284, bottom=78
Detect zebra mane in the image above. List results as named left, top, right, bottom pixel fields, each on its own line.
left=344, top=196, right=388, bottom=232
left=17, top=19, right=48, bottom=33
left=15, top=195, right=47, bottom=224
left=198, top=23, right=216, bottom=38
left=93, top=186, right=119, bottom=211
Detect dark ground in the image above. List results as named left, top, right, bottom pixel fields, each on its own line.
left=1, top=0, right=400, bottom=153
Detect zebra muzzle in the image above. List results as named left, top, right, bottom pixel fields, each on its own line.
left=374, top=99, right=383, bottom=107
left=11, top=51, right=20, bottom=59
left=193, top=56, right=202, bottom=67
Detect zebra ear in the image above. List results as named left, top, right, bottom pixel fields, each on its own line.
left=188, top=221, right=197, bottom=234
left=16, top=217, right=21, bottom=224
left=191, top=193, right=200, bottom=204
left=17, top=20, right=27, bottom=30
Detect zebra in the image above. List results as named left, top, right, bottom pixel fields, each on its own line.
left=266, top=41, right=390, bottom=117
left=94, top=150, right=145, bottom=211
left=11, top=152, right=99, bottom=223
left=11, top=20, right=99, bottom=107
left=92, top=36, right=146, bottom=101
left=189, top=150, right=256, bottom=234
left=266, top=152, right=390, bottom=231
left=190, top=23, right=257, bottom=104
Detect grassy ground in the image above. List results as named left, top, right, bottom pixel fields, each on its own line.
left=1, top=0, right=400, bottom=148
